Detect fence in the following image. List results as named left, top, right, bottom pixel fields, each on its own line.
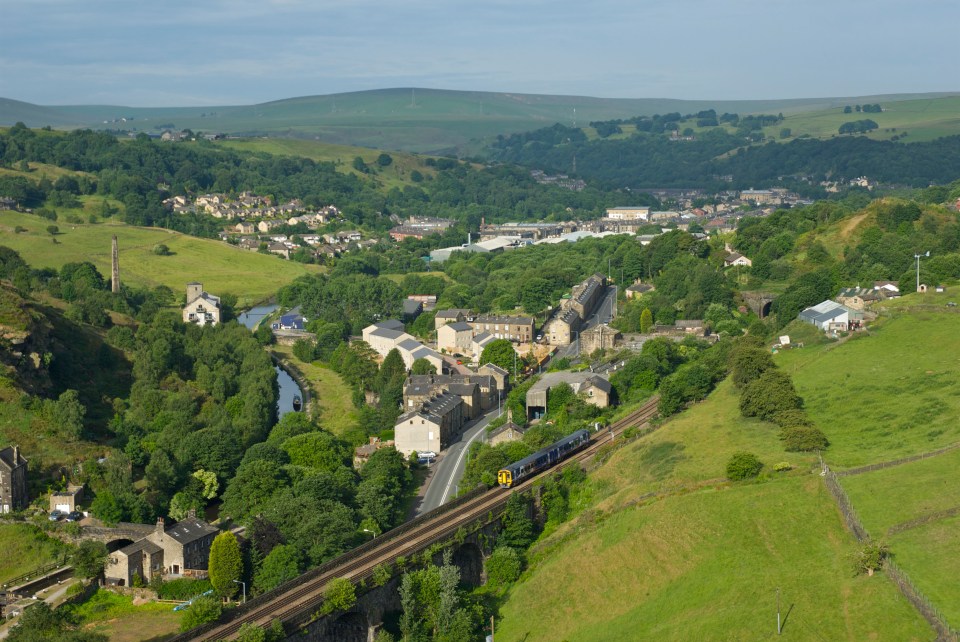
left=822, top=470, right=959, bottom=641
left=835, top=442, right=960, bottom=478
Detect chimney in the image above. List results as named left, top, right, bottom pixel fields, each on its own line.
left=187, top=508, right=196, bottom=520
left=156, top=516, right=165, bottom=535
left=111, top=236, right=120, bottom=294
left=13, top=445, right=20, bottom=464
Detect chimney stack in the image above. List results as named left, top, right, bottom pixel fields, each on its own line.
left=155, top=516, right=165, bottom=535
left=111, top=236, right=120, bottom=294
left=13, top=445, right=19, bottom=463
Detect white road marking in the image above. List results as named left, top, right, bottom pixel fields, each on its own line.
left=440, top=420, right=489, bottom=504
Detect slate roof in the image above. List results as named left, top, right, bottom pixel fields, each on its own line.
left=445, top=321, right=473, bottom=332
left=0, top=446, right=26, bottom=469
left=165, top=518, right=218, bottom=545
left=119, top=539, right=162, bottom=556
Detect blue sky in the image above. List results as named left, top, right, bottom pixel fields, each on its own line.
left=2, top=0, right=957, bottom=106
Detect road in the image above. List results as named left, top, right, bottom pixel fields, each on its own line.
left=415, top=404, right=503, bottom=515
left=548, top=285, right=618, bottom=364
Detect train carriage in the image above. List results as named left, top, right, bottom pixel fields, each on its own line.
left=497, top=429, right=591, bottom=488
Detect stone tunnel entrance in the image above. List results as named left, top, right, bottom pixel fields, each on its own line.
left=106, top=538, right=135, bottom=552
left=325, top=611, right=369, bottom=642
left=451, top=542, right=484, bottom=588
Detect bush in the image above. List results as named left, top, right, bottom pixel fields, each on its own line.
left=854, top=542, right=889, bottom=576
left=780, top=426, right=829, bottom=452
left=153, top=243, right=171, bottom=256
left=485, top=546, right=522, bottom=588
left=726, top=451, right=763, bottom=481
left=773, top=462, right=792, bottom=472
left=157, top=578, right=214, bottom=601
left=179, top=594, right=222, bottom=631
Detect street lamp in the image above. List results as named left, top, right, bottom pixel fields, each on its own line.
left=362, top=528, right=377, bottom=539
left=232, top=579, right=246, bottom=604
left=915, top=251, right=930, bottom=293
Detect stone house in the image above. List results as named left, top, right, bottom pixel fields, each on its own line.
left=105, top=516, right=218, bottom=586
left=182, top=283, right=221, bottom=326
left=580, top=323, right=621, bottom=354
left=525, top=371, right=612, bottom=420
left=467, top=315, right=535, bottom=344
left=50, top=484, right=83, bottom=514
left=437, top=321, right=474, bottom=354
left=434, top=309, right=472, bottom=331
left=0, top=445, right=28, bottom=514
left=394, top=392, right=465, bottom=456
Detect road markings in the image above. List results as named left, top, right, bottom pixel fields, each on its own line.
left=440, top=419, right=490, bottom=504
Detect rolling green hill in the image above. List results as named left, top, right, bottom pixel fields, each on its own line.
left=0, top=211, right=323, bottom=307
left=494, top=306, right=960, bottom=641
left=3, top=89, right=956, bottom=154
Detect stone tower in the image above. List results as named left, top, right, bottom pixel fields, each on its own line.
left=111, top=235, right=120, bottom=294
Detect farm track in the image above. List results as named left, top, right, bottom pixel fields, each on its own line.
left=180, top=396, right=660, bottom=641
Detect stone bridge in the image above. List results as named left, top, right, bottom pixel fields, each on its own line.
left=77, top=522, right=155, bottom=550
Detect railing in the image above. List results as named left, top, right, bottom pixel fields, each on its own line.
left=835, top=442, right=960, bottom=478
left=1, top=561, right=69, bottom=591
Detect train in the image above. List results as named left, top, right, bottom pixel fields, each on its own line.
left=496, top=428, right=591, bottom=488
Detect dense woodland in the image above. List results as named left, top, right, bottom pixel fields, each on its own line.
left=486, top=118, right=960, bottom=190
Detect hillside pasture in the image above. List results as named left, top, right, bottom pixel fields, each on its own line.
left=887, top=515, right=960, bottom=627
left=783, top=311, right=960, bottom=468
left=840, top=447, right=960, bottom=536
left=496, top=476, right=928, bottom=642
left=0, top=211, right=322, bottom=306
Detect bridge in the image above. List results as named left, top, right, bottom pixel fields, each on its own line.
left=77, top=522, right=155, bottom=550
left=172, top=396, right=661, bottom=642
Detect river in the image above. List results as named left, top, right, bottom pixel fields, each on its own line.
left=237, top=304, right=303, bottom=418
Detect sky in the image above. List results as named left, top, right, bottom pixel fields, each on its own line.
left=2, top=0, right=958, bottom=107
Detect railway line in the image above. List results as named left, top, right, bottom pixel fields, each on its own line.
left=177, top=396, right=660, bottom=641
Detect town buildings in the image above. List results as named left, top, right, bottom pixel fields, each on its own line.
left=0, top=446, right=28, bottom=514
left=105, top=516, right=218, bottom=586
left=182, top=283, right=221, bottom=326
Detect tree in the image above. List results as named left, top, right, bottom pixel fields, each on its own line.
left=320, top=577, right=357, bottom=615
left=254, top=544, right=302, bottom=593
left=730, top=345, right=774, bottom=389
left=208, top=531, right=242, bottom=599
left=500, top=492, right=536, bottom=549
left=46, top=225, right=59, bottom=236
left=179, top=595, right=222, bottom=631
left=739, top=369, right=803, bottom=421
left=726, top=451, right=763, bottom=481
left=854, top=541, right=889, bottom=576
left=8, top=601, right=108, bottom=642
left=480, top=339, right=516, bottom=376
left=639, top=307, right=653, bottom=333
left=153, top=243, right=171, bottom=256
left=485, top=546, right=522, bottom=588
left=72, top=540, right=108, bottom=580
left=410, top=358, right=437, bottom=375
left=376, top=153, right=393, bottom=167
left=352, top=156, right=368, bottom=173
left=145, top=449, right=178, bottom=494
left=780, top=425, right=829, bottom=451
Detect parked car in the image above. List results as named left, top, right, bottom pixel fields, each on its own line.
left=418, top=456, right=436, bottom=465
left=65, top=511, right=83, bottom=522
left=48, top=510, right=63, bottom=521
left=417, top=451, right=437, bottom=459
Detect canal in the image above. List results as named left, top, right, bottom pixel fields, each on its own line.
left=237, top=304, right=303, bottom=418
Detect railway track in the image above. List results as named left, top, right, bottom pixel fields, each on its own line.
left=179, top=396, right=660, bottom=641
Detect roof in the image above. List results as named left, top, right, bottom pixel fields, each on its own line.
left=0, top=446, right=26, bottom=469
left=626, top=282, right=653, bottom=293
left=488, top=421, right=525, bottom=440
left=445, top=321, right=473, bottom=332
left=472, top=314, right=534, bottom=326
left=527, top=371, right=612, bottom=399
left=165, top=518, right=218, bottom=545
left=473, top=331, right=495, bottom=345
left=480, top=362, right=509, bottom=375
left=435, top=309, right=471, bottom=319
left=370, top=327, right=407, bottom=341
left=402, top=300, right=423, bottom=315
left=119, top=539, right=162, bottom=556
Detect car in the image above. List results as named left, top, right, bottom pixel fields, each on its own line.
left=418, top=456, right=436, bottom=465
left=65, top=511, right=83, bottom=522
left=417, top=451, right=437, bottom=460
left=48, top=510, right=64, bottom=521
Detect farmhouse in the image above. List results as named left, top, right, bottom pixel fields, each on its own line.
left=797, top=300, right=862, bottom=332
left=105, top=516, right=218, bottom=586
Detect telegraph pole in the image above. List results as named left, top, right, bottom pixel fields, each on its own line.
left=777, top=587, right=781, bottom=635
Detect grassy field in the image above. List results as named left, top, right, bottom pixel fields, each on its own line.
left=841, top=447, right=960, bottom=535
left=271, top=344, right=360, bottom=438
left=496, top=476, right=928, bottom=642
left=780, top=311, right=960, bottom=468
left=0, top=211, right=322, bottom=307
left=0, top=524, right=69, bottom=585
left=586, top=378, right=817, bottom=510
left=888, top=515, right=960, bottom=627
left=64, top=589, right=182, bottom=642
left=214, top=138, right=437, bottom=191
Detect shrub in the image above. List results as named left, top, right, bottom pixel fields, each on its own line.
left=319, top=577, right=356, bottom=615
left=854, top=542, right=889, bottom=576
left=773, top=462, right=792, bottom=472
left=726, top=451, right=763, bottom=481
left=157, top=578, right=214, bottom=601
left=153, top=243, right=171, bottom=256
left=780, top=426, right=829, bottom=452
left=180, top=594, right=222, bottom=631
left=485, top=546, right=522, bottom=588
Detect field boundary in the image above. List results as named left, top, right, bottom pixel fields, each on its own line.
left=824, top=470, right=959, bottom=641
left=834, top=442, right=960, bottom=478
left=887, top=505, right=960, bottom=537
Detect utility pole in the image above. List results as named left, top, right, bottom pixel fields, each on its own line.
left=777, top=587, right=781, bottom=635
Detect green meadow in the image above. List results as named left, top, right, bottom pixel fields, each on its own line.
left=0, top=211, right=322, bottom=307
